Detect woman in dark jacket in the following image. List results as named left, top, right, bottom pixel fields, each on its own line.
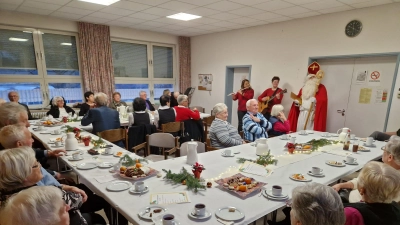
left=79, top=92, right=95, bottom=116
left=47, top=96, right=75, bottom=118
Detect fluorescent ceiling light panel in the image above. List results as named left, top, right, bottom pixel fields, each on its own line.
left=60, top=43, right=72, bottom=46
left=167, top=13, right=201, bottom=21
left=78, top=0, right=120, bottom=6
left=9, top=38, right=28, bottom=42
left=23, top=31, right=32, bottom=33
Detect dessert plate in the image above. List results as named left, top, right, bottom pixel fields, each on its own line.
left=98, top=162, right=113, bottom=168
left=138, top=205, right=167, bottom=220
left=215, top=206, right=245, bottom=221
left=67, top=156, right=83, bottom=161
left=326, top=160, right=346, bottom=167
left=343, top=160, right=358, bottom=165
left=106, top=181, right=132, bottom=192
left=289, top=174, right=312, bottom=182
left=76, top=162, right=97, bottom=170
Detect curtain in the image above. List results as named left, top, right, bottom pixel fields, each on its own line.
left=78, top=22, right=115, bottom=99
left=178, top=36, right=191, bottom=93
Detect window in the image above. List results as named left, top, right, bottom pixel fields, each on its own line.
left=111, top=39, right=176, bottom=104
left=0, top=26, right=83, bottom=108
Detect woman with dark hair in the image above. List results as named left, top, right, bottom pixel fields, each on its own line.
left=78, top=91, right=95, bottom=116
left=128, top=97, right=152, bottom=126
left=231, top=79, right=254, bottom=132
left=258, top=76, right=284, bottom=120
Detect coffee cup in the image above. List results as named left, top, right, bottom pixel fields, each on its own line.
left=105, top=148, right=112, bottom=154
left=35, top=121, right=42, bottom=125
left=48, top=115, right=53, bottom=119
left=289, top=136, right=296, bottom=144
left=72, top=152, right=80, bottom=160
left=300, top=130, right=307, bottom=135
left=135, top=181, right=145, bottom=192
left=37, top=125, right=44, bottom=131
left=271, top=185, right=282, bottom=196
left=281, top=134, right=288, bottom=140
left=350, top=134, right=356, bottom=140
left=311, top=167, right=323, bottom=175
left=55, top=141, right=62, bottom=147
left=43, top=116, right=48, bottom=121
left=346, top=156, right=357, bottom=163
left=224, top=149, right=231, bottom=156
left=193, top=203, right=206, bottom=217
left=162, top=214, right=175, bottom=225
left=366, top=137, right=373, bottom=146
left=54, top=130, right=61, bottom=135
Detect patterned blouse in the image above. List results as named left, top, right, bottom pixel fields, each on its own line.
left=209, top=118, right=243, bottom=148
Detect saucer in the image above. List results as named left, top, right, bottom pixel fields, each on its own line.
left=321, top=134, right=331, bottom=137
left=363, top=143, right=376, bottom=147
left=279, top=137, right=290, bottom=140
left=153, top=218, right=181, bottom=225
left=262, top=190, right=288, bottom=200
left=221, top=152, right=234, bottom=157
left=188, top=209, right=212, bottom=220
left=330, top=134, right=339, bottom=137
left=50, top=144, right=64, bottom=148
left=129, top=186, right=149, bottom=194
left=101, top=151, right=114, bottom=156
left=138, top=205, right=167, bottom=220
left=307, top=171, right=325, bottom=177
left=97, top=162, right=114, bottom=168
left=343, top=160, right=358, bottom=165
left=265, top=189, right=288, bottom=198
left=306, top=130, right=314, bottom=134
left=67, top=156, right=83, bottom=161
left=298, top=133, right=308, bottom=136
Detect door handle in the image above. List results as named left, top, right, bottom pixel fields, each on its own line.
left=337, top=109, right=345, bottom=116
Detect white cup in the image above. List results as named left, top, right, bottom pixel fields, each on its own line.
left=37, top=125, right=44, bottom=131
left=323, top=132, right=329, bottom=137
left=55, top=141, right=62, bottom=147
left=346, top=156, right=357, bottom=163
left=162, top=214, right=175, bottom=225
left=43, top=116, right=48, bottom=121
left=311, top=167, right=323, bottom=175
left=48, top=115, right=53, bottom=119
left=300, top=130, right=307, bottom=135
left=193, top=203, right=206, bottom=217
left=105, top=148, right=112, bottom=154
left=272, top=185, right=282, bottom=196
left=224, top=149, right=231, bottom=156
left=289, top=137, right=296, bottom=144
left=350, top=134, right=356, bottom=140
left=366, top=137, right=373, bottom=146
left=135, top=181, right=145, bottom=192
left=54, top=130, right=61, bottom=135
left=72, top=152, right=80, bottom=160
left=35, top=121, right=42, bottom=125
left=281, top=134, right=288, bottom=140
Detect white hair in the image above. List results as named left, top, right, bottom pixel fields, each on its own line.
left=0, top=124, right=27, bottom=149
left=0, top=186, right=64, bottom=225
left=177, top=95, right=188, bottom=104
left=358, top=161, right=400, bottom=203
left=271, top=104, right=284, bottom=117
left=385, top=135, right=400, bottom=165
left=0, top=146, right=36, bottom=190
left=246, top=99, right=257, bottom=108
left=52, top=96, right=64, bottom=106
left=94, top=92, right=108, bottom=106
left=291, top=182, right=345, bottom=225
left=212, top=103, right=227, bottom=115
left=139, top=91, right=147, bottom=96
left=0, top=102, right=27, bottom=128
left=302, top=76, right=318, bottom=100
left=173, top=91, right=180, bottom=98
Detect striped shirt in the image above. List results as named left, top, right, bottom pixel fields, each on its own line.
left=209, top=118, right=243, bottom=148
left=243, top=112, right=271, bottom=141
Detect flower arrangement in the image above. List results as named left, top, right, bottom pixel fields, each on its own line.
left=91, top=133, right=105, bottom=148
left=192, top=162, right=205, bottom=179
left=65, top=125, right=81, bottom=133
left=287, top=143, right=295, bottom=154
left=82, top=136, right=91, bottom=146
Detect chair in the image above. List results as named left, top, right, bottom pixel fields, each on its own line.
left=179, top=141, right=205, bottom=156
left=134, top=133, right=179, bottom=162
left=202, top=115, right=215, bottom=138
left=205, top=138, right=219, bottom=152
left=190, top=106, right=205, bottom=113
left=98, top=128, right=127, bottom=149
left=161, top=122, right=183, bottom=134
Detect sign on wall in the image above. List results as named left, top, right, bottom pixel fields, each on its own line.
left=368, top=71, right=381, bottom=86
left=198, top=74, right=213, bottom=91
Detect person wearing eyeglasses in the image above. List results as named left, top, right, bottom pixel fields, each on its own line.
left=7, top=91, right=33, bottom=120
left=47, top=96, right=75, bottom=118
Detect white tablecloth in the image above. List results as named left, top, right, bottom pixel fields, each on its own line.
left=29, top=125, right=384, bottom=225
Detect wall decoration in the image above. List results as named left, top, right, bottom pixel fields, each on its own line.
left=198, top=74, right=212, bottom=91
left=359, top=88, right=372, bottom=104
left=368, top=71, right=381, bottom=86
left=355, top=71, right=367, bottom=84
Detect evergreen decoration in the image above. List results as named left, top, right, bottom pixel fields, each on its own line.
left=306, top=138, right=339, bottom=151
left=91, top=133, right=105, bottom=147
left=162, top=167, right=206, bottom=193
left=64, top=125, right=81, bottom=133
left=119, top=154, right=148, bottom=167
left=237, top=150, right=277, bottom=166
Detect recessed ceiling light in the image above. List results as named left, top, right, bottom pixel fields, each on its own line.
left=167, top=13, right=201, bottom=21
left=60, top=43, right=72, bottom=46
left=9, top=38, right=28, bottom=42
left=78, top=0, right=120, bottom=6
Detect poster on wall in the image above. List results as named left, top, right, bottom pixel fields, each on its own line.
left=198, top=74, right=213, bottom=91
left=375, top=89, right=388, bottom=103
left=359, top=88, right=372, bottom=104
left=368, top=71, right=381, bottom=86
left=355, top=71, right=367, bottom=84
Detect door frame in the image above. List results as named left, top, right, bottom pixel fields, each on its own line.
left=224, top=65, right=252, bottom=123
left=309, top=52, right=400, bottom=132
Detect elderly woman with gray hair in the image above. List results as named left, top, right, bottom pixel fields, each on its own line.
left=47, top=96, right=75, bottom=118
left=173, top=94, right=200, bottom=121
left=209, top=103, right=245, bottom=148
left=269, top=104, right=291, bottom=136
left=290, top=182, right=345, bottom=225
left=343, top=161, right=400, bottom=225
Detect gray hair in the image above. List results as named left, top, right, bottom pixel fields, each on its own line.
left=245, top=99, right=257, bottom=108
left=212, top=103, right=227, bottom=115
left=173, top=91, right=180, bottom=98
left=0, top=124, right=27, bottom=149
left=271, top=104, right=284, bottom=117
left=94, top=92, right=108, bottom=106
left=385, top=135, right=400, bottom=165
left=357, top=161, right=400, bottom=203
left=291, top=182, right=345, bottom=225
left=0, top=146, right=36, bottom=190
left=177, top=95, right=188, bottom=104
left=51, top=96, right=64, bottom=106
left=139, top=91, right=147, bottom=96
left=0, top=102, right=28, bottom=128
left=0, top=186, right=64, bottom=225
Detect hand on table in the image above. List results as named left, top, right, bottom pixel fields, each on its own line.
left=48, top=149, right=67, bottom=158
left=62, top=185, right=88, bottom=202
left=250, top=114, right=260, bottom=123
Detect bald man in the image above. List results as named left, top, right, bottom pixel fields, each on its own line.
left=8, top=91, right=33, bottom=120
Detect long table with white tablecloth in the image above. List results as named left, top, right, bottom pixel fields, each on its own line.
left=29, top=123, right=384, bottom=225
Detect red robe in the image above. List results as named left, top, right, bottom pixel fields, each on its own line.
left=288, top=84, right=328, bottom=132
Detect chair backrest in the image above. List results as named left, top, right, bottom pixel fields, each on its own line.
left=161, top=122, right=183, bottom=133
left=239, top=131, right=244, bottom=139
left=190, top=106, right=205, bottom=113
left=203, top=115, right=215, bottom=139
left=205, top=138, right=219, bottom=151
left=98, top=128, right=126, bottom=143
left=147, top=133, right=176, bottom=148
left=179, top=141, right=205, bottom=156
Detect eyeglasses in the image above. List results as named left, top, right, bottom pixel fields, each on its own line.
left=32, top=160, right=40, bottom=168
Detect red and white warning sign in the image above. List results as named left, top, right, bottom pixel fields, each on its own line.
left=368, top=71, right=381, bottom=86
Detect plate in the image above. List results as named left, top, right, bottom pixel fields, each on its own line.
left=358, top=146, right=371, bottom=152
left=325, top=160, right=346, bottom=167
left=265, top=189, right=288, bottom=198
left=119, top=167, right=158, bottom=180
left=153, top=218, right=181, bottom=225
left=101, top=151, right=114, bottom=156
left=98, top=162, right=113, bottom=168
left=50, top=144, right=64, bottom=148
left=262, top=190, right=289, bottom=200
left=113, top=151, right=124, bottom=157
left=307, top=171, right=325, bottom=177
left=106, top=181, right=132, bottom=192
left=289, top=174, right=312, bottom=182
left=215, top=206, right=245, bottom=221
left=279, top=137, right=290, bottom=140
left=215, top=173, right=266, bottom=199
left=129, top=186, right=149, bottom=194
left=76, top=162, right=97, bottom=170
left=138, top=205, right=167, bottom=220
left=188, top=209, right=212, bottom=220
left=321, top=134, right=331, bottom=137
left=221, top=152, right=235, bottom=157
left=360, top=138, right=376, bottom=142
left=363, top=143, right=376, bottom=147
left=343, top=160, right=358, bottom=165
left=330, top=133, right=339, bottom=137
left=306, top=130, right=314, bottom=134
left=298, top=133, right=308, bottom=136
left=67, top=156, right=83, bottom=161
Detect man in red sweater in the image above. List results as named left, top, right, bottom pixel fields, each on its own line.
left=174, top=95, right=200, bottom=121
left=257, top=76, right=284, bottom=120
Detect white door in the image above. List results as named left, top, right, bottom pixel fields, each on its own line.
left=231, top=68, right=250, bottom=129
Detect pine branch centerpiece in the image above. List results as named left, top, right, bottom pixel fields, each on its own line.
left=91, top=133, right=105, bottom=148
left=237, top=150, right=277, bottom=166
left=119, top=154, right=148, bottom=167
left=162, top=167, right=206, bottom=193
left=306, top=138, right=339, bottom=151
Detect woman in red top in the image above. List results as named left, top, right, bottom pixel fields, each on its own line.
left=258, top=76, right=284, bottom=120
left=174, top=95, right=200, bottom=121
left=232, top=79, right=254, bottom=132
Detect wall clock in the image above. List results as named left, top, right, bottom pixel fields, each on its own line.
left=345, top=20, right=362, bottom=37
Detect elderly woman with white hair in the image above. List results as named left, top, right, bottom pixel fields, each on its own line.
left=209, top=103, right=245, bottom=148
left=343, top=161, right=400, bottom=225
left=333, top=135, right=400, bottom=202
left=269, top=104, right=291, bottom=136
left=173, top=94, right=200, bottom=121
left=47, top=96, right=75, bottom=118
left=290, top=182, right=345, bottom=225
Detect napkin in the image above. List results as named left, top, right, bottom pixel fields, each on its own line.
left=322, top=149, right=352, bottom=157
left=94, top=175, right=116, bottom=184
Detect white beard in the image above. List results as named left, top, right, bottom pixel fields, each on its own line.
left=302, top=78, right=318, bottom=100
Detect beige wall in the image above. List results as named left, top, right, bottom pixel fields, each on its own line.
left=190, top=3, right=400, bottom=122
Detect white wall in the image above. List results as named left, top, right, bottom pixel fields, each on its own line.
left=190, top=3, right=400, bottom=125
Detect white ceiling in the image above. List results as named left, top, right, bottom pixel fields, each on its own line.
left=0, top=0, right=398, bottom=36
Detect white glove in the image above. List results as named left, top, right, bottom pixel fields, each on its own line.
left=294, top=100, right=299, bottom=104
left=310, top=97, right=316, bottom=103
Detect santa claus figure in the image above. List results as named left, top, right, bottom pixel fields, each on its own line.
left=288, top=62, right=328, bottom=132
